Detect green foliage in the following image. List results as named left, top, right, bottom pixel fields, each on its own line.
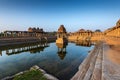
left=95, top=29, right=101, bottom=32
left=13, top=70, right=47, bottom=80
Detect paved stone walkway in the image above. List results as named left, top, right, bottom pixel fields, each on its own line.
left=102, top=43, right=120, bottom=80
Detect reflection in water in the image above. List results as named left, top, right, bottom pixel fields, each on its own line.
left=0, top=51, right=2, bottom=56
left=0, top=42, right=93, bottom=80
left=76, top=40, right=92, bottom=47
left=56, top=43, right=68, bottom=60
left=0, top=42, right=49, bottom=56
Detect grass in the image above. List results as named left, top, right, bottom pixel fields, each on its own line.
left=13, top=69, right=47, bottom=80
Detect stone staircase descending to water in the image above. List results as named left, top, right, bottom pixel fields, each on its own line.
left=71, top=42, right=103, bottom=80
left=71, top=42, right=120, bottom=80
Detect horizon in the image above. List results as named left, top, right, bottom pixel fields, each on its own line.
left=0, top=0, right=120, bottom=32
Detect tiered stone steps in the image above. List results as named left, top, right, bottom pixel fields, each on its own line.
left=90, top=45, right=103, bottom=80
left=71, top=42, right=103, bottom=80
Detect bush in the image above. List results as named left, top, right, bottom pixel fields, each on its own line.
left=13, top=69, right=47, bottom=80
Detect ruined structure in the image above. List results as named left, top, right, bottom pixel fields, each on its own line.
left=69, top=19, right=120, bottom=42
left=2, top=27, right=44, bottom=38
left=104, top=19, right=120, bottom=45
left=68, top=29, right=103, bottom=42
left=28, top=27, right=44, bottom=33
left=56, top=25, right=68, bottom=44
left=104, top=19, right=120, bottom=37
left=91, top=31, right=103, bottom=41
left=76, top=40, right=92, bottom=47
left=71, top=19, right=120, bottom=80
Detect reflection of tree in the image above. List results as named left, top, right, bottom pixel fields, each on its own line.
left=56, top=43, right=68, bottom=60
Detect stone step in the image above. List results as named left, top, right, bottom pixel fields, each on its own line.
left=90, top=46, right=103, bottom=80
left=83, top=47, right=101, bottom=80
left=71, top=48, right=96, bottom=80
left=102, top=43, right=109, bottom=80
left=71, top=43, right=103, bottom=80
left=102, top=43, right=112, bottom=80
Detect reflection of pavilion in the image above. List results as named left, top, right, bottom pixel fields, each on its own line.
left=56, top=25, right=68, bottom=60
left=56, top=43, right=68, bottom=60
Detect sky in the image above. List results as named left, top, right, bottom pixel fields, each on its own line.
left=0, top=0, right=120, bottom=32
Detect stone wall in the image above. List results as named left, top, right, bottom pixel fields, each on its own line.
left=0, top=36, right=56, bottom=47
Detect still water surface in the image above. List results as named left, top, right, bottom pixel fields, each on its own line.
left=0, top=42, right=93, bottom=80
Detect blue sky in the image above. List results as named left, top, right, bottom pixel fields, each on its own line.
left=0, top=0, right=120, bottom=32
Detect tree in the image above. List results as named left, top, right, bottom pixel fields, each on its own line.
left=95, top=29, right=101, bottom=32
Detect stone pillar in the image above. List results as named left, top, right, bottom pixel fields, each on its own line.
left=6, top=50, right=9, bottom=54
left=4, top=32, right=7, bottom=37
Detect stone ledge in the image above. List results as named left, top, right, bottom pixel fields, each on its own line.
left=2, top=65, right=58, bottom=80
left=71, top=42, right=102, bottom=80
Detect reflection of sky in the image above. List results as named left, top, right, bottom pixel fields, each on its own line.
left=0, top=43, right=93, bottom=80
left=0, top=0, right=120, bottom=32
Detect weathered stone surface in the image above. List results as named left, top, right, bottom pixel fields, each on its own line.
left=83, top=47, right=100, bottom=80
left=91, top=46, right=103, bottom=80
left=30, top=65, right=40, bottom=70
left=44, top=74, right=58, bottom=80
